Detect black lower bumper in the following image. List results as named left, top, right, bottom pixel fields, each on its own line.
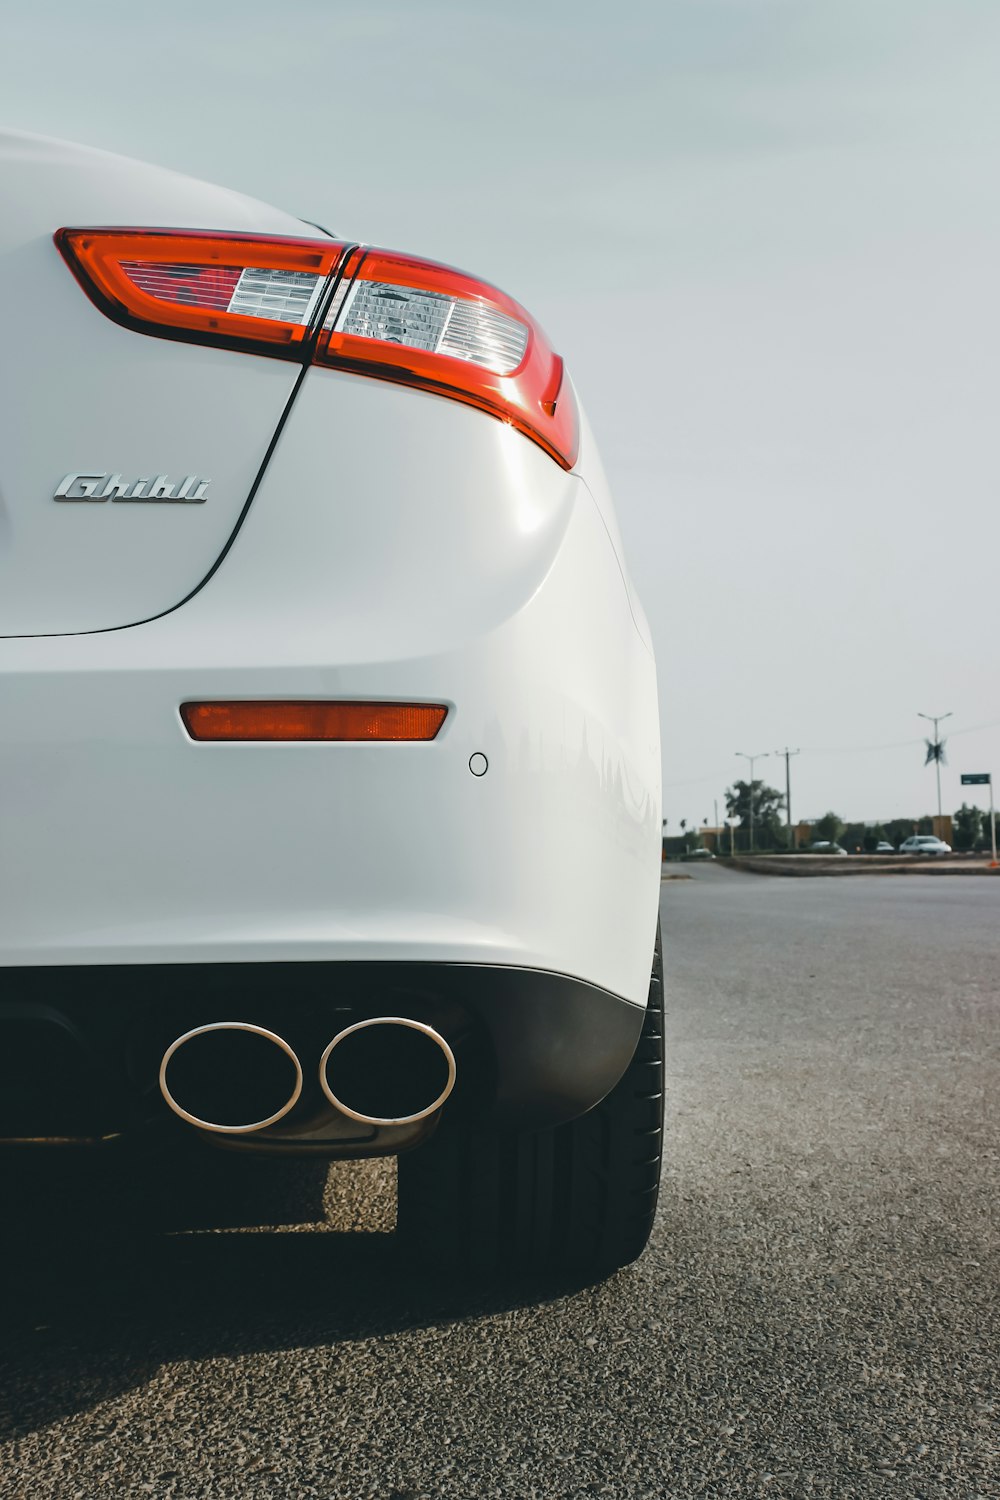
left=0, top=962, right=646, bottom=1152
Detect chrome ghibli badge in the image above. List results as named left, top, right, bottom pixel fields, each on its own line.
left=54, top=473, right=210, bottom=503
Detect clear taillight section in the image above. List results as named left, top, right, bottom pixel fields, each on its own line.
left=56, top=228, right=578, bottom=467
left=227, top=266, right=326, bottom=324
left=327, top=278, right=529, bottom=374
left=315, top=246, right=577, bottom=467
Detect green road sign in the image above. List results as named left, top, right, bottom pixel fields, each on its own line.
left=960, top=773, right=991, bottom=785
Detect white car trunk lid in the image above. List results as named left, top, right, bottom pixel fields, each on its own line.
left=0, top=132, right=322, bottom=636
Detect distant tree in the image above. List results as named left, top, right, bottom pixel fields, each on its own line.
left=862, top=823, right=888, bottom=853
left=724, top=780, right=785, bottom=850
left=882, top=814, right=935, bottom=839
left=814, top=810, right=845, bottom=845
left=953, top=803, right=983, bottom=852
left=842, top=821, right=867, bottom=853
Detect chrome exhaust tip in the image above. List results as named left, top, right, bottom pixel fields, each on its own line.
left=319, top=1017, right=456, bottom=1126
left=159, top=1022, right=303, bottom=1135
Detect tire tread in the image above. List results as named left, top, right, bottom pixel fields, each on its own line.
left=397, top=919, right=664, bottom=1276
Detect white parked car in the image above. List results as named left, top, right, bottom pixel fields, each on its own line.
left=898, top=836, right=952, bottom=856
left=0, top=132, right=662, bottom=1276
left=899, top=834, right=953, bottom=858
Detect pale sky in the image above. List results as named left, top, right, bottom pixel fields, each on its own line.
left=4, top=0, right=998, bottom=826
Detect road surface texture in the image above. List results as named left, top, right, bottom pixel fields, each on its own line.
left=1, top=867, right=997, bottom=1499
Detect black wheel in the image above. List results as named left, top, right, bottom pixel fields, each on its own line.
left=397, top=919, right=664, bottom=1276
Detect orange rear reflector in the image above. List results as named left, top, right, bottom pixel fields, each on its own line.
left=180, top=701, right=447, bottom=742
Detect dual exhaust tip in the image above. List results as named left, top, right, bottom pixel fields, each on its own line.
left=158, top=1017, right=457, bottom=1136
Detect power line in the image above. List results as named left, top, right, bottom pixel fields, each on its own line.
left=662, top=767, right=739, bottom=790
left=781, top=719, right=1000, bottom=759
left=663, top=719, right=1000, bottom=793
left=949, top=717, right=1000, bottom=738
left=802, top=735, right=924, bottom=756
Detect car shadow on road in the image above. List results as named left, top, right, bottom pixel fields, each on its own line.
left=0, top=1141, right=590, bottom=1443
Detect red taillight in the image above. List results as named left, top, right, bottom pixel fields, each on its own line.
left=314, top=246, right=577, bottom=468
left=55, top=228, right=351, bottom=358
left=180, top=701, right=448, bottom=742
left=56, top=228, right=578, bottom=467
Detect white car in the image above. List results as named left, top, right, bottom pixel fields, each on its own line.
left=898, top=836, right=952, bottom=856
left=0, top=132, right=662, bottom=1276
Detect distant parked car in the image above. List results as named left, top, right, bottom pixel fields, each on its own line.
left=899, top=836, right=952, bottom=856
left=681, top=846, right=715, bottom=861
left=807, top=841, right=849, bottom=856
left=874, top=841, right=896, bottom=854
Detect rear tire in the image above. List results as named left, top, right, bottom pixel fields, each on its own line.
left=397, top=919, right=664, bottom=1276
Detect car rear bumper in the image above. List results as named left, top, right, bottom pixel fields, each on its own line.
left=0, top=391, right=659, bottom=999
left=0, top=498, right=658, bottom=1002
left=1, top=383, right=660, bottom=1155
left=0, top=959, right=647, bottom=1147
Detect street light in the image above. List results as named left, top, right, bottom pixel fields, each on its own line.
left=918, top=711, right=952, bottom=818
left=735, top=751, right=770, bottom=851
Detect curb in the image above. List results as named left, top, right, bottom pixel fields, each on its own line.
left=725, top=857, right=1000, bottom=878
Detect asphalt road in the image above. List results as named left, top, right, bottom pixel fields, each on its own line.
left=1, top=867, right=997, bottom=1499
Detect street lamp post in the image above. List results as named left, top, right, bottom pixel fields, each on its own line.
left=736, top=751, right=770, bottom=852
left=918, top=711, right=952, bottom=818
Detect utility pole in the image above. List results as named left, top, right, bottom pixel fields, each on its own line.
left=918, top=711, right=952, bottom=818
left=736, top=751, right=769, bottom=852
left=776, top=747, right=800, bottom=850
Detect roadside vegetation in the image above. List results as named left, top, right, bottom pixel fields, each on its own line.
left=663, top=784, right=994, bottom=856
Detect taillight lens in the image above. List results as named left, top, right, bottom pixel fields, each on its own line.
left=56, top=228, right=578, bottom=467
left=55, top=228, right=351, bottom=357
left=315, top=247, right=577, bottom=468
